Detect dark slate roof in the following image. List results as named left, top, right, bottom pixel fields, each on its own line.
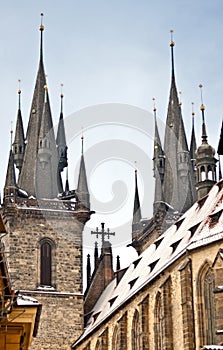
left=72, top=180, right=223, bottom=348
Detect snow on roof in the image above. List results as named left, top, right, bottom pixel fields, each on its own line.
left=16, top=293, right=40, bottom=306
left=202, top=346, right=223, bottom=350
left=74, top=180, right=223, bottom=346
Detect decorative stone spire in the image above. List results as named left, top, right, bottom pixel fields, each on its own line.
left=94, top=241, right=99, bottom=270
left=56, top=84, right=68, bottom=172
left=217, top=120, right=223, bottom=155
left=152, top=99, right=165, bottom=214
left=76, top=136, right=90, bottom=208
left=190, top=103, right=197, bottom=165
left=13, top=83, right=25, bottom=173
left=65, top=167, right=70, bottom=193
left=195, top=84, right=217, bottom=199
left=162, top=30, right=195, bottom=213
left=4, top=149, right=17, bottom=200
left=18, top=14, right=47, bottom=196
left=116, top=255, right=121, bottom=271
left=86, top=254, right=91, bottom=289
left=132, top=167, right=142, bottom=235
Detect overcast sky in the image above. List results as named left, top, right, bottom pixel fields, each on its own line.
left=1, top=1, right=223, bottom=272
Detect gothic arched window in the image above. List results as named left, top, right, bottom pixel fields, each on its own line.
left=132, top=309, right=140, bottom=350
left=39, top=238, right=56, bottom=287
left=154, top=291, right=162, bottom=350
left=197, top=261, right=216, bottom=346
left=112, top=325, right=120, bottom=350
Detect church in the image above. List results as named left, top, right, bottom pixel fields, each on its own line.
left=1, top=15, right=223, bottom=350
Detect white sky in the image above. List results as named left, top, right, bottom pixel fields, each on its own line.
left=0, top=1, right=223, bottom=278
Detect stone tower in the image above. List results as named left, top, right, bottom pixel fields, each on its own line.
left=1, top=16, right=91, bottom=350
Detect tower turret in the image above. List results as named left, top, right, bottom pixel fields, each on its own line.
left=4, top=148, right=17, bottom=201
left=195, top=85, right=217, bottom=199
left=13, top=84, right=25, bottom=173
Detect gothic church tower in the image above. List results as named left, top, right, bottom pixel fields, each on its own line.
left=1, top=16, right=91, bottom=350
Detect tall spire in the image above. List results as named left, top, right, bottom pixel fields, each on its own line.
left=18, top=14, right=47, bottom=195
left=13, top=82, right=25, bottom=172
left=152, top=99, right=164, bottom=213
left=132, top=167, right=142, bottom=234
left=77, top=136, right=90, bottom=208
left=162, top=30, right=195, bottom=213
left=217, top=120, right=223, bottom=155
left=56, top=84, right=68, bottom=172
left=36, top=84, right=59, bottom=198
left=190, top=102, right=197, bottom=163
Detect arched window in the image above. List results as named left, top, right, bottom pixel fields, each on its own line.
left=112, top=325, right=120, bottom=350
left=201, top=166, right=206, bottom=181
left=154, top=291, right=162, bottom=350
left=197, top=261, right=216, bottom=346
left=207, top=165, right=213, bottom=180
left=132, top=309, right=140, bottom=350
left=39, top=238, right=56, bottom=287
left=95, top=339, right=101, bottom=350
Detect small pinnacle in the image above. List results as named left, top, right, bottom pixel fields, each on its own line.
left=191, top=102, right=195, bottom=116
left=18, top=79, right=21, bottom=94
left=199, top=84, right=205, bottom=109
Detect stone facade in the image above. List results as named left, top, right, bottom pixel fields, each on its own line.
left=74, top=242, right=223, bottom=350
left=1, top=197, right=91, bottom=350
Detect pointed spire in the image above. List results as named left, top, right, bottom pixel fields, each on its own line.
left=199, top=84, right=208, bottom=143
left=13, top=82, right=25, bottom=172
left=77, top=135, right=90, bottom=208
left=56, top=84, right=68, bottom=172
left=162, top=30, right=195, bottom=213
left=39, top=13, right=44, bottom=62
left=217, top=120, right=223, bottom=155
left=152, top=99, right=164, bottom=212
left=132, top=167, right=142, bottom=233
left=86, top=254, right=91, bottom=288
left=18, top=16, right=47, bottom=195
left=4, top=148, right=17, bottom=201
left=170, top=30, right=175, bottom=79
left=218, top=155, right=222, bottom=180
left=65, top=167, right=70, bottom=192
left=94, top=241, right=99, bottom=270
left=190, top=102, right=197, bottom=162
left=116, top=255, right=121, bottom=271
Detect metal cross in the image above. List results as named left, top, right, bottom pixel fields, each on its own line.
left=91, top=222, right=115, bottom=248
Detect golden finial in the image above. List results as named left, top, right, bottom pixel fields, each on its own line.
left=152, top=97, right=157, bottom=112
left=170, top=29, right=175, bottom=47
left=199, top=84, right=205, bottom=110
left=179, top=91, right=182, bottom=106
left=44, top=84, right=48, bottom=90
left=191, top=102, right=195, bottom=116
left=39, top=13, right=44, bottom=31
left=60, top=83, right=64, bottom=98
left=18, top=79, right=21, bottom=95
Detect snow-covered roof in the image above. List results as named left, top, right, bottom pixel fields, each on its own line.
left=16, top=293, right=40, bottom=306
left=73, top=180, right=223, bottom=346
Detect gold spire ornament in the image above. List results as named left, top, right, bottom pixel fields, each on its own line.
left=39, top=13, right=44, bottom=31
left=152, top=97, right=157, bottom=112
left=199, top=84, right=205, bottom=110
left=191, top=102, right=195, bottom=117
left=170, top=29, right=175, bottom=47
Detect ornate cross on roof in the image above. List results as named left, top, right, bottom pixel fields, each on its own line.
left=91, top=222, right=115, bottom=249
